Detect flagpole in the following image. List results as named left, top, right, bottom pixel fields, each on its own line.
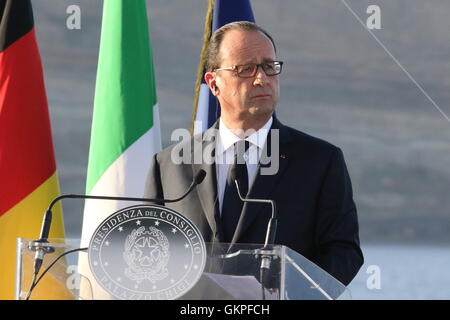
left=190, top=0, right=215, bottom=136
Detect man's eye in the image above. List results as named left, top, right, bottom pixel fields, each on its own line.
left=263, top=63, right=275, bottom=71
left=240, top=65, right=254, bottom=72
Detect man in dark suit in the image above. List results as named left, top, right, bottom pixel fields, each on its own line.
left=145, top=21, right=363, bottom=286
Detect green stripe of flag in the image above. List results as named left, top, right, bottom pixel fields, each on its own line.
left=86, top=0, right=157, bottom=193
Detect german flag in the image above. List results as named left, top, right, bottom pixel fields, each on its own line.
left=0, top=0, right=66, bottom=299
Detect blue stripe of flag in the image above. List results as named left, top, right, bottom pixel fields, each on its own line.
left=194, top=0, right=255, bottom=134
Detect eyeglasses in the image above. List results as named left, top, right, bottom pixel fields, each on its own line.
left=214, top=61, right=283, bottom=78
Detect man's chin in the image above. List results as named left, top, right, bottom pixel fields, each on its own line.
left=247, top=105, right=275, bottom=117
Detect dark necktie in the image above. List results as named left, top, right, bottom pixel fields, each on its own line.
left=222, top=140, right=250, bottom=243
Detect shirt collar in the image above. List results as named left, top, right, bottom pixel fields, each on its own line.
left=217, top=116, right=273, bottom=155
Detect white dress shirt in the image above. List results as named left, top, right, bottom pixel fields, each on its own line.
left=215, top=116, right=273, bottom=214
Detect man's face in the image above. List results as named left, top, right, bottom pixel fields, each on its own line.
left=208, top=29, right=280, bottom=122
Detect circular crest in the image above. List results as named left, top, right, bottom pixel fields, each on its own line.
left=88, top=205, right=206, bottom=300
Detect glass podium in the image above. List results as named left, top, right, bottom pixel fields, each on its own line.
left=16, top=238, right=351, bottom=300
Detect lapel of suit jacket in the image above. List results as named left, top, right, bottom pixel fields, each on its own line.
left=231, top=117, right=292, bottom=244
left=191, top=121, right=224, bottom=242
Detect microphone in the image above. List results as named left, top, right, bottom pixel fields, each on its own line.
left=30, top=169, right=207, bottom=278
left=30, top=210, right=55, bottom=278
left=230, top=167, right=278, bottom=248
left=230, top=167, right=278, bottom=297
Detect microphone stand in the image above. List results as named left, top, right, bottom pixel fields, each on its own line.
left=26, top=170, right=206, bottom=300
left=233, top=180, right=278, bottom=300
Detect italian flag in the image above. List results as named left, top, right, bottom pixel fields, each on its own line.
left=80, top=0, right=161, bottom=245
left=0, top=0, right=67, bottom=299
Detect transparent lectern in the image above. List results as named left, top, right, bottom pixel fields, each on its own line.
left=16, top=238, right=351, bottom=300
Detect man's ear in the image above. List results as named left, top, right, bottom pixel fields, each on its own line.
left=205, top=72, right=218, bottom=96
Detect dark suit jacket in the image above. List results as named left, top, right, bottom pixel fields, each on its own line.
left=144, top=117, right=363, bottom=286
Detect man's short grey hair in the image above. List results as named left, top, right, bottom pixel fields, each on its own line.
left=205, top=21, right=277, bottom=72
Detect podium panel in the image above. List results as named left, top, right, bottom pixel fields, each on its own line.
left=16, top=238, right=350, bottom=300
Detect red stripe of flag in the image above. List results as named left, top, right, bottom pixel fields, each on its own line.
left=0, top=28, right=56, bottom=216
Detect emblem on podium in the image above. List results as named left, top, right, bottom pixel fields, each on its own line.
left=88, top=205, right=206, bottom=300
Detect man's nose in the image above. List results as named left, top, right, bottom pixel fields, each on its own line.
left=253, top=66, right=268, bottom=85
